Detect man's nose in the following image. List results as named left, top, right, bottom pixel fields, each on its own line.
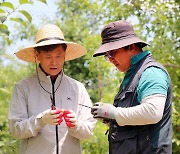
left=51, top=57, right=57, bottom=65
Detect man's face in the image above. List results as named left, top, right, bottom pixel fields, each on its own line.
left=36, top=45, right=65, bottom=77
left=106, top=47, right=133, bottom=73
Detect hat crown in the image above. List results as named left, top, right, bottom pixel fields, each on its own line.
left=35, top=24, right=65, bottom=43
left=101, top=20, right=136, bottom=45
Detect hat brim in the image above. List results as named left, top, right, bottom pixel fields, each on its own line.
left=93, top=37, right=149, bottom=57
left=15, top=40, right=87, bottom=62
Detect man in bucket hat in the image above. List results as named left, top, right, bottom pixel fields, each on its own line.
left=8, top=24, right=96, bottom=154
left=91, top=20, right=172, bottom=153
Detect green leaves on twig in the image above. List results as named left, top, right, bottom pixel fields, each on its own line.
left=0, top=0, right=47, bottom=43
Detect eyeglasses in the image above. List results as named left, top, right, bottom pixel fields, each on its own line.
left=104, top=50, right=117, bottom=61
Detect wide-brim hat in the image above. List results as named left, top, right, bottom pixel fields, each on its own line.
left=15, top=24, right=87, bottom=62
left=93, top=20, right=149, bottom=57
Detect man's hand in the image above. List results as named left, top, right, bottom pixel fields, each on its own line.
left=63, top=109, right=77, bottom=128
left=41, top=108, right=63, bottom=125
left=91, top=102, right=116, bottom=119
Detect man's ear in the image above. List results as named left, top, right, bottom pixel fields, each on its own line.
left=129, top=44, right=135, bottom=51
left=34, top=50, right=39, bottom=61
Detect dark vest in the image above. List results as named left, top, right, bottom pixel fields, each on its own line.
left=108, top=55, right=172, bottom=154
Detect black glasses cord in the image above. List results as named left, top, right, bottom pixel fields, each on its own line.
left=35, top=63, right=63, bottom=95
left=35, top=62, right=63, bottom=154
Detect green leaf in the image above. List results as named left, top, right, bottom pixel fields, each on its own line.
left=19, top=10, right=32, bottom=22
left=6, top=38, right=12, bottom=45
left=0, top=88, right=9, bottom=94
left=38, top=0, right=47, bottom=4
left=0, top=24, right=9, bottom=35
left=0, top=15, right=6, bottom=23
left=10, top=17, right=27, bottom=26
left=19, top=0, right=29, bottom=4
left=0, top=8, right=6, bottom=13
left=1, top=2, right=15, bottom=10
left=10, top=17, right=23, bottom=23
left=0, top=141, right=5, bottom=147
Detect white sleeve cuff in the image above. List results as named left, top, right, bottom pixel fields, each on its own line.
left=35, top=113, right=46, bottom=128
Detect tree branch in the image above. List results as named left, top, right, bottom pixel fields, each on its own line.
left=163, top=63, right=180, bottom=68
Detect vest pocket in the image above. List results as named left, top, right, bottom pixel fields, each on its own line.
left=109, top=132, right=137, bottom=154
left=114, top=90, right=136, bottom=108
left=109, top=124, right=152, bottom=154
left=109, top=124, right=138, bottom=154
left=109, top=124, right=137, bottom=141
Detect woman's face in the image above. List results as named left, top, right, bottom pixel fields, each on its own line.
left=35, top=45, right=65, bottom=78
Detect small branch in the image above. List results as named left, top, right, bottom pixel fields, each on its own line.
left=1, top=4, right=21, bottom=23
left=163, top=63, right=180, bottom=68
left=80, top=16, right=103, bottom=32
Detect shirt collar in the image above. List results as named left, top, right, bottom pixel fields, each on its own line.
left=122, top=50, right=151, bottom=89
left=35, top=65, right=63, bottom=84
left=130, top=50, right=151, bottom=65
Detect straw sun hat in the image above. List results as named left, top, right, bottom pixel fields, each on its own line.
left=15, top=24, right=87, bottom=62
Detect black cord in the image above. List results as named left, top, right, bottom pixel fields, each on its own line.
left=51, top=81, right=59, bottom=154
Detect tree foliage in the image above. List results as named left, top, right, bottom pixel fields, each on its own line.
left=0, top=0, right=179, bottom=153
left=0, top=62, right=35, bottom=153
